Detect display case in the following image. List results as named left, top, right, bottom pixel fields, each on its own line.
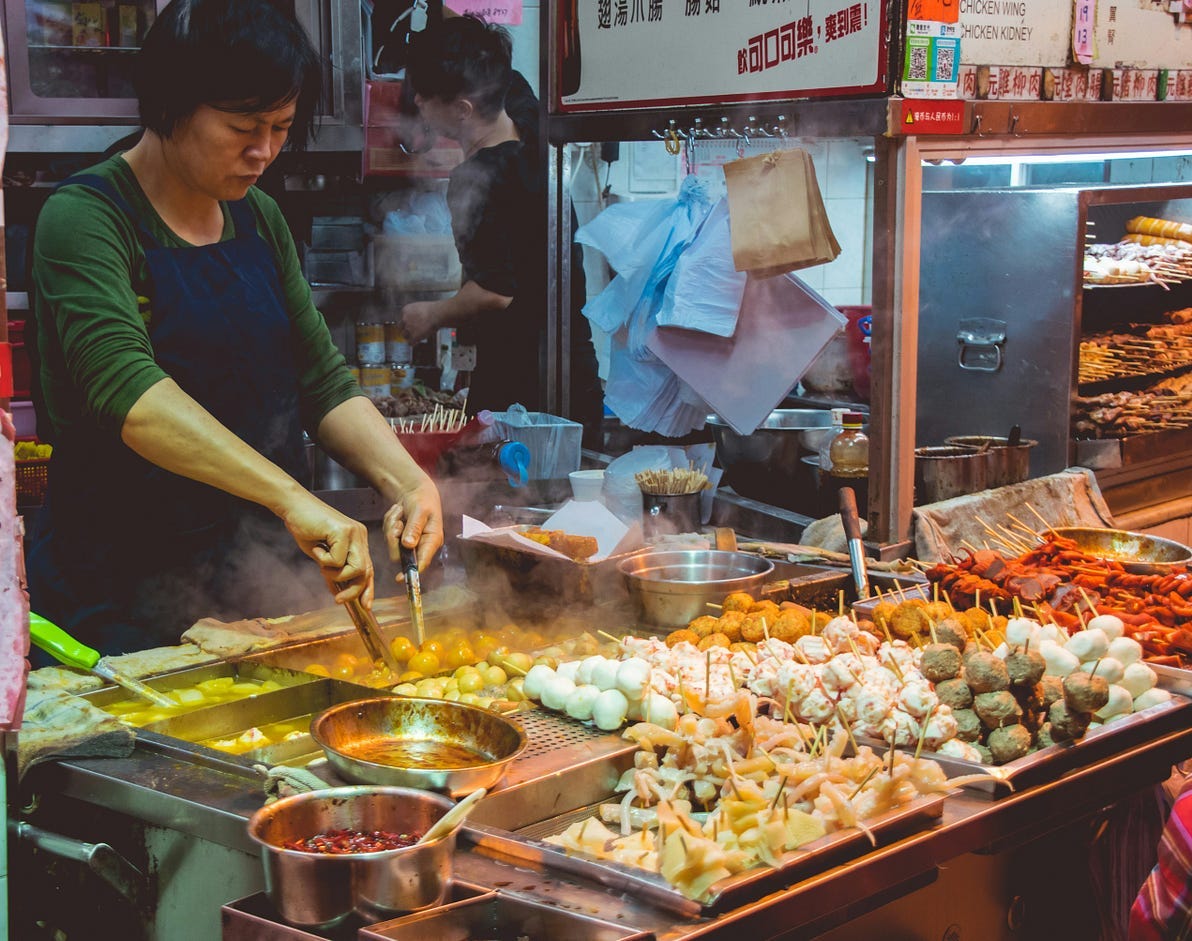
left=2, top=0, right=364, bottom=151
left=916, top=180, right=1192, bottom=519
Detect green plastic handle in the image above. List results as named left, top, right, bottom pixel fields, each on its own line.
left=29, top=612, right=101, bottom=671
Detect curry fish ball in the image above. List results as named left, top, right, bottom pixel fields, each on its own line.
left=974, top=691, right=1022, bottom=729
left=925, top=601, right=953, bottom=622
left=963, top=607, right=992, bottom=634
left=1005, top=648, right=1046, bottom=688
left=667, top=629, right=700, bottom=648
left=872, top=602, right=898, bottom=630
left=921, top=643, right=963, bottom=683
left=717, top=614, right=744, bottom=643
left=1063, top=670, right=1110, bottom=715
left=889, top=605, right=932, bottom=640
left=988, top=724, right=1033, bottom=764
left=771, top=610, right=811, bottom=643
left=749, top=600, right=781, bottom=621
left=688, top=616, right=721, bottom=639
left=740, top=615, right=770, bottom=644
left=965, top=653, right=1011, bottom=693
left=698, top=632, right=732, bottom=651
left=722, top=592, right=756, bottom=613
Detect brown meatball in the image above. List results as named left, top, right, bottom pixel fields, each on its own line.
left=1063, top=671, right=1110, bottom=715
left=722, top=592, right=756, bottom=613
left=974, top=691, right=1022, bottom=729
left=953, top=708, right=981, bottom=742
left=666, top=629, right=700, bottom=648
left=697, top=632, right=732, bottom=651
left=964, top=653, right=1010, bottom=693
left=1039, top=675, right=1065, bottom=709
left=936, top=678, right=974, bottom=711
left=688, top=615, right=721, bottom=639
left=934, top=617, right=969, bottom=652
left=1048, top=700, right=1090, bottom=742
left=921, top=643, right=963, bottom=683
left=1005, top=648, right=1046, bottom=688
left=988, top=724, right=1033, bottom=765
left=771, top=610, right=811, bottom=643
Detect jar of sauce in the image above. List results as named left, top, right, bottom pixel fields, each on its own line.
left=355, top=322, right=386, bottom=365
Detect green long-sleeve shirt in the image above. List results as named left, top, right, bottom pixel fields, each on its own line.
left=31, top=155, right=359, bottom=441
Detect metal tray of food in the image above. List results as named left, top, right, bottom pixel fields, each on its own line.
left=878, top=692, right=1192, bottom=797
left=460, top=792, right=946, bottom=917
left=758, top=563, right=928, bottom=613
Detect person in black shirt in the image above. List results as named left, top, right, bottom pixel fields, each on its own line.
left=399, top=16, right=603, bottom=448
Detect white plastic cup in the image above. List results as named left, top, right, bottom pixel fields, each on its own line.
left=569, top=469, right=606, bottom=502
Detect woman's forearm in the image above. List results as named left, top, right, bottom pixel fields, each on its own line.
left=120, top=377, right=308, bottom=515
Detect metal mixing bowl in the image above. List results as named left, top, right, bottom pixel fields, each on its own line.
left=619, top=549, right=775, bottom=628
left=310, top=697, right=526, bottom=797
left=246, top=785, right=456, bottom=929
left=1051, top=527, right=1192, bottom=574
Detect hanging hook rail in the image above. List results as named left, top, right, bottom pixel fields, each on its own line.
left=648, top=114, right=794, bottom=151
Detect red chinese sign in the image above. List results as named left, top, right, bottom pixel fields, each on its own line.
left=896, top=99, right=965, bottom=135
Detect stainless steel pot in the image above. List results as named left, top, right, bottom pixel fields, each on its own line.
left=1051, top=527, right=1192, bottom=574
left=311, top=697, right=526, bottom=797
left=943, top=435, right=1038, bottom=488
left=246, top=785, right=456, bottom=929
left=707, top=410, right=833, bottom=510
left=914, top=445, right=992, bottom=504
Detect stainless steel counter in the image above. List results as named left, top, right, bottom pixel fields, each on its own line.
left=14, top=688, right=1192, bottom=941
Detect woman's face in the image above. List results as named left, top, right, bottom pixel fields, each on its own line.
left=166, top=100, right=296, bottom=200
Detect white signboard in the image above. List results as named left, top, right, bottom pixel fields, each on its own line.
left=1092, top=3, right=1192, bottom=70
left=957, top=0, right=1071, bottom=67
left=557, top=0, right=887, bottom=112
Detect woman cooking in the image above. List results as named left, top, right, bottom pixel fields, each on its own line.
left=26, top=0, right=443, bottom=655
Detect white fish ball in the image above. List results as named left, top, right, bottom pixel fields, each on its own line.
left=1120, top=661, right=1158, bottom=699
left=523, top=664, right=556, bottom=701
left=1038, top=623, right=1067, bottom=645
left=540, top=675, right=576, bottom=712
left=1080, top=657, right=1124, bottom=685
left=1005, top=617, right=1041, bottom=648
left=1094, top=684, right=1133, bottom=720
left=1133, top=687, right=1172, bottom=712
left=641, top=692, right=679, bottom=730
left=556, top=660, right=581, bottom=683
left=1039, top=639, right=1081, bottom=677
left=591, top=659, right=622, bottom=692
left=576, top=655, right=607, bottom=686
left=1087, top=614, right=1125, bottom=641
left=1107, top=636, right=1143, bottom=668
left=592, top=689, right=630, bottom=731
left=565, top=684, right=602, bottom=721
left=1065, top=628, right=1109, bottom=662
left=616, top=658, right=651, bottom=699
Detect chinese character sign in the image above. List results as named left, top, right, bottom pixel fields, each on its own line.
left=559, top=0, right=885, bottom=111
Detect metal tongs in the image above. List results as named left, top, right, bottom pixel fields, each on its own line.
left=838, top=486, right=871, bottom=601
left=336, top=584, right=403, bottom=676
left=400, top=544, right=427, bottom=647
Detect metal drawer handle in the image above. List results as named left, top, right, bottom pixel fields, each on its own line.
left=10, top=819, right=146, bottom=906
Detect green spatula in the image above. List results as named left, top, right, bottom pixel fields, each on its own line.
left=30, top=612, right=176, bottom=708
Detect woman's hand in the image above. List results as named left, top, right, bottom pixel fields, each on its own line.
left=383, top=477, right=445, bottom=575
left=399, top=301, right=438, bottom=344
left=281, top=493, right=376, bottom=607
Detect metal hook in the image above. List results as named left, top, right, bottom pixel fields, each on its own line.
left=1009, top=112, right=1020, bottom=135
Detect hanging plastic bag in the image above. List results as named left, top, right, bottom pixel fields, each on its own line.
left=655, top=198, right=746, bottom=337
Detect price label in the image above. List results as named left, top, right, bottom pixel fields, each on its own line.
left=1073, top=0, right=1095, bottom=65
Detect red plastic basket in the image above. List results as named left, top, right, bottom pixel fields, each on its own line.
left=15, top=436, right=50, bottom=507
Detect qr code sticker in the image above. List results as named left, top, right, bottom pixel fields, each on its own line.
left=935, top=45, right=955, bottom=82
left=908, top=45, right=929, bottom=81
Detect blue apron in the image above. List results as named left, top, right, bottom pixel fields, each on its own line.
left=27, top=173, right=323, bottom=655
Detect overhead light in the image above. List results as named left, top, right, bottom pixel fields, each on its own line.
left=932, top=150, right=1192, bottom=166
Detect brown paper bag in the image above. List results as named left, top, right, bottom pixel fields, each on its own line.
left=723, top=148, right=841, bottom=276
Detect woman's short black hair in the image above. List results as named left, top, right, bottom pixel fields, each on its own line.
left=135, top=0, right=322, bottom=150
left=406, top=16, right=513, bottom=119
